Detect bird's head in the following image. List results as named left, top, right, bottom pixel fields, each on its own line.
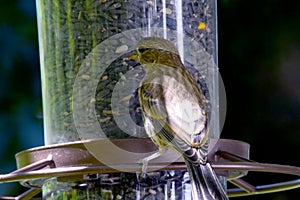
left=129, top=37, right=179, bottom=68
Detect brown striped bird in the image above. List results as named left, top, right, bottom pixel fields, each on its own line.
left=129, top=37, right=228, bottom=200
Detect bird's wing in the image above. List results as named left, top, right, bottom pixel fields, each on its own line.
left=138, top=78, right=169, bottom=133
left=162, top=74, right=207, bottom=147
left=139, top=70, right=207, bottom=149
left=138, top=80, right=167, bottom=120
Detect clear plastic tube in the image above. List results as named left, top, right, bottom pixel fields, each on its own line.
left=36, top=0, right=219, bottom=145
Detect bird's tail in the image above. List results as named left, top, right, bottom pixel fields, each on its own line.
left=186, top=160, right=229, bottom=200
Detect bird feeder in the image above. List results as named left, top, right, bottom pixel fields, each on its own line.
left=35, top=0, right=222, bottom=198
left=1, top=0, right=300, bottom=199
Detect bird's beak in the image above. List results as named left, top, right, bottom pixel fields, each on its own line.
left=128, top=51, right=139, bottom=62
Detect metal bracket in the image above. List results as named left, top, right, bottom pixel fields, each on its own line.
left=0, top=139, right=300, bottom=199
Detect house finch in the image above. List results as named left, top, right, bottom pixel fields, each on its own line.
left=129, top=37, right=228, bottom=200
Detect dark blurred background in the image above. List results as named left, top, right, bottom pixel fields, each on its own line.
left=0, top=0, right=299, bottom=199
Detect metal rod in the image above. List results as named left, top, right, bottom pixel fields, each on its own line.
left=0, top=189, right=40, bottom=200
left=0, top=162, right=300, bottom=198
left=228, top=178, right=300, bottom=197
left=214, top=162, right=300, bottom=176
left=228, top=178, right=256, bottom=193
left=16, top=188, right=41, bottom=200
left=217, top=151, right=255, bottom=162
left=12, top=155, right=55, bottom=174
left=1, top=162, right=300, bottom=183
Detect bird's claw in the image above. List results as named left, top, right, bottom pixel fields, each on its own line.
left=138, top=158, right=149, bottom=178
left=137, top=150, right=165, bottom=178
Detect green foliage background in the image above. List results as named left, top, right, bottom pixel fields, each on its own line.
left=0, top=0, right=300, bottom=199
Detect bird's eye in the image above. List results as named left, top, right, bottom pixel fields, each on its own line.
left=137, top=46, right=147, bottom=54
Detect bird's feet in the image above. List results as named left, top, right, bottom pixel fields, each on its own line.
left=138, top=158, right=149, bottom=179
left=137, top=149, right=165, bottom=178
